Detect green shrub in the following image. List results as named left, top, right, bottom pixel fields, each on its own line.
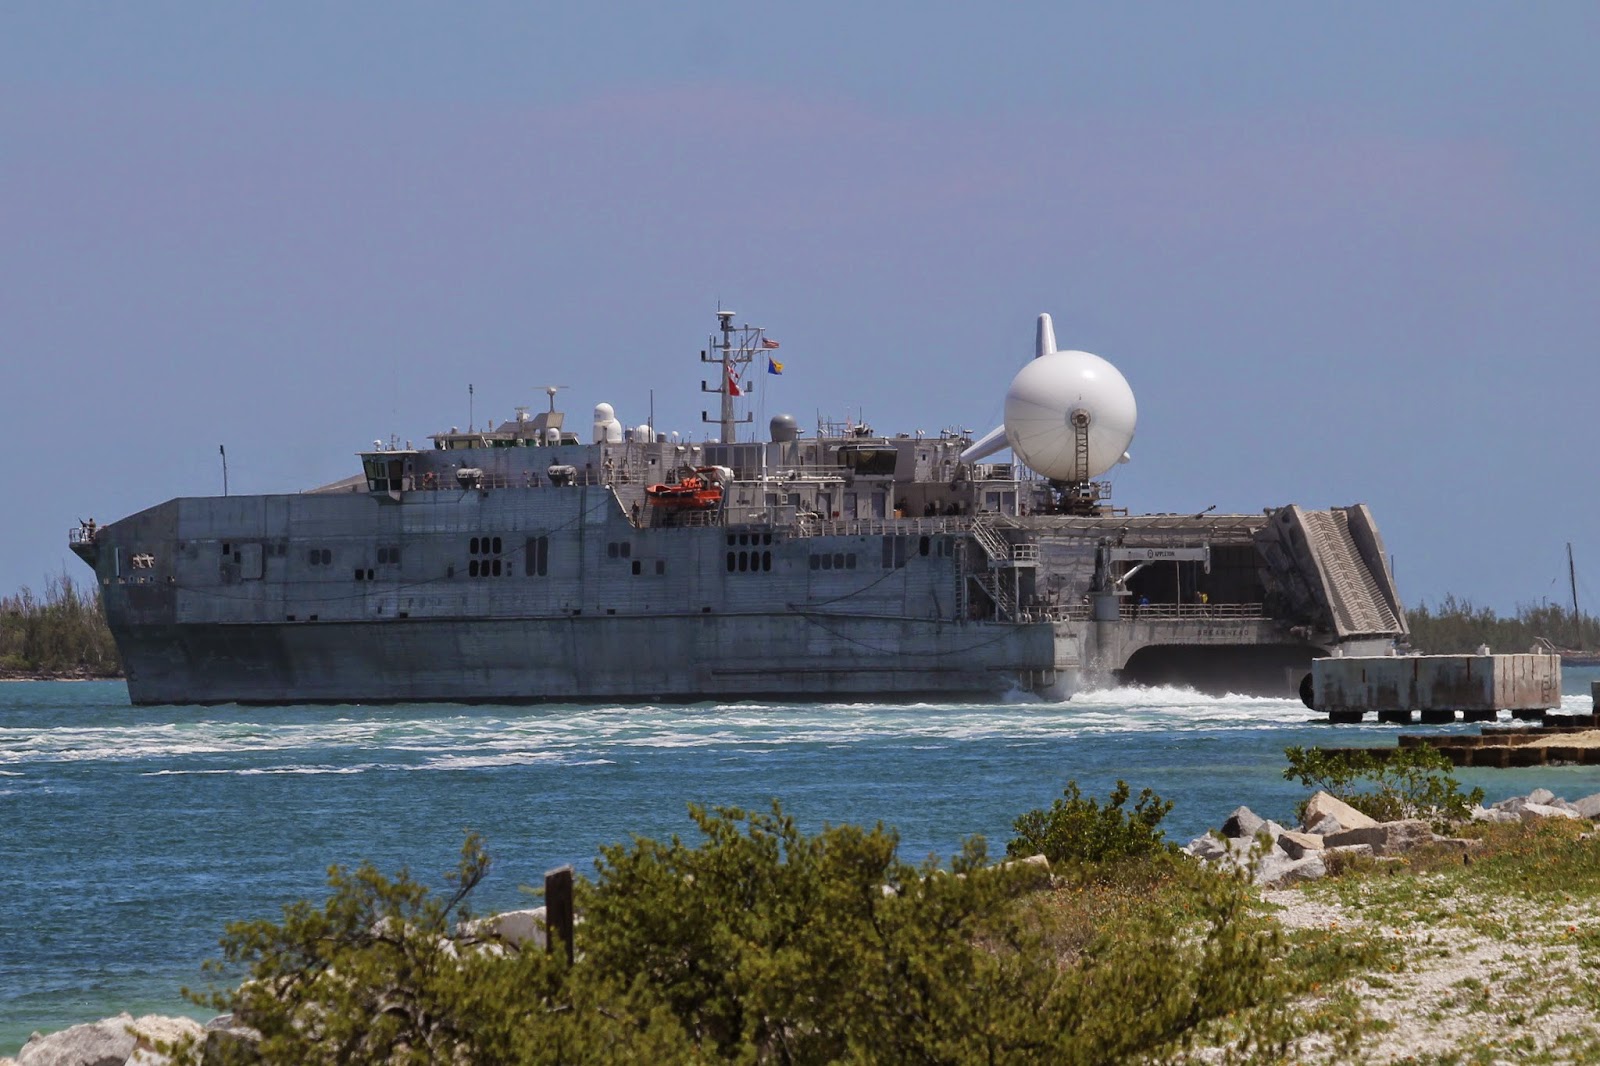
left=1008, top=779, right=1177, bottom=864
left=1283, top=745, right=1484, bottom=825
left=178, top=803, right=1293, bottom=1064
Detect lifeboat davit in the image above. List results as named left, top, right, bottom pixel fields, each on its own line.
left=645, top=470, right=723, bottom=510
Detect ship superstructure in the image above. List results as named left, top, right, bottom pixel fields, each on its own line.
left=70, top=311, right=1407, bottom=705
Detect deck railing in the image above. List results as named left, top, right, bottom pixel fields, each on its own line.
left=1054, top=602, right=1267, bottom=622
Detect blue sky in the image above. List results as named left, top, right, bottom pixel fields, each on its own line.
left=2, top=3, right=1596, bottom=613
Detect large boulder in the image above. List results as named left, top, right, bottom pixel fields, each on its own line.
left=1521, top=802, right=1582, bottom=822
left=1306, top=813, right=1343, bottom=836
left=467, top=907, right=549, bottom=951
left=1471, top=805, right=1520, bottom=824
left=1324, top=819, right=1432, bottom=856
left=1277, top=830, right=1325, bottom=861
left=15, top=1014, right=138, bottom=1066
left=1220, top=806, right=1266, bottom=839
left=1573, top=792, right=1600, bottom=820
left=1183, top=834, right=1230, bottom=862
left=1258, top=851, right=1326, bottom=887
left=199, top=1023, right=261, bottom=1066
left=128, top=1016, right=205, bottom=1066
left=1303, top=791, right=1378, bottom=832
left=1528, top=787, right=1557, bottom=806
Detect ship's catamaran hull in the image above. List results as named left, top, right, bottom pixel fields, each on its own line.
left=74, top=475, right=1405, bottom=705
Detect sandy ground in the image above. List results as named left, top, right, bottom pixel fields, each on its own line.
left=1261, top=881, right=1600, bottom=1063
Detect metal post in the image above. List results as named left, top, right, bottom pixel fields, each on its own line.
left=1570, top=543, right=1580, bottom=618
left=544, top=865, right=574, bottom=964
left=219, top=445, right=228, bottom=497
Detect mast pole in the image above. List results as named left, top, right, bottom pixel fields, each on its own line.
left=1570, top=542, right=1580, bottom=618
left=720, top=311, right=735, bottom=443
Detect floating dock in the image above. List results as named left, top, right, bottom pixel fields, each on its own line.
left=1313, top=652, right=1562, bottom=724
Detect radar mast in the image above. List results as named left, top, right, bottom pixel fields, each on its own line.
left=699, top=308, right=771, bottom=443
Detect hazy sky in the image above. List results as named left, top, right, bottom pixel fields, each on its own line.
left=2, top=3, right=1596, bottom=613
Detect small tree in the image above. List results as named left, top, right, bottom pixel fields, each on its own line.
left=1008, top=779, right=1177, bottom=864
left=1283, top=745, right=1484, bottom=825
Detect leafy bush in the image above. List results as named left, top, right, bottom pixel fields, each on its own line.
left=1283, top=745, right=1485, bottom=825
left=1008, top=779, right=1177, bottom=864
left=178, top=802, right=1293, bottom=1064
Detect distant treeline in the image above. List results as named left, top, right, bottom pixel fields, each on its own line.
left=0, top=573, right=121, bottom=677
left=1406, top=595, right=1600, bottom=655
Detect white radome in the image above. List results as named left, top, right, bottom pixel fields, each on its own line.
left=1003, top=349, right=1137, bottom=481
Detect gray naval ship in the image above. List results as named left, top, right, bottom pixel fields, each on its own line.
left=70, top=310, right=1408, bottom=706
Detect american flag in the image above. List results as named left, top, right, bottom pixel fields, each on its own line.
left=761, top=338, right=781, bottom=349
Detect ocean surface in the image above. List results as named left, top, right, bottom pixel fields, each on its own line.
left=3, top=669, right=1598, bottom=1054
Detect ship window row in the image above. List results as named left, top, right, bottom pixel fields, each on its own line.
left=308, top=548, right=333, bottom=566
left=524, top=535, right=549, bottom=577
left=728, top=551, right=773, bottom=574
left=377, top=546, right=401, bottom=565
left=468, top=559, right=507, bottom=578
left=633, top=559, right=666, bottom=576
left=810, top=552, right=857, bottom=571
left=726, top=532, right=774, bottom=547
left=469, top=536, right=503, bottom=556
left=353, top=567, right=376, bottom=581
left=607, top=541, right=632, bottom=559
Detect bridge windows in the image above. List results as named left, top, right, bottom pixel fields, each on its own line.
left=307, top=548, right=333, bottom=566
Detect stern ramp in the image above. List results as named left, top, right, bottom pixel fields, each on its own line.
left=1256, top=505, right=1407, bottom=641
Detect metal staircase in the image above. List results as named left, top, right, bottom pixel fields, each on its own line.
left=965, top=517, right=1035, bottom=621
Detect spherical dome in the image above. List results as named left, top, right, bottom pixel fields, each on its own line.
left=593, top=402, right=615, bottom=420
left=1003, top=350, right=1137, bottom=481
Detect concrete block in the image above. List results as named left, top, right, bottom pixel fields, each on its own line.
left=1313, top=653, right=1561, bottom=714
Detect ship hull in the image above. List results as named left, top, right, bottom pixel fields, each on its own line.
left=114, top=614, right=1058, bottom=706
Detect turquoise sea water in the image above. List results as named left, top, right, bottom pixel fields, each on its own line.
left=3, top=670, right=1598, bottom=1053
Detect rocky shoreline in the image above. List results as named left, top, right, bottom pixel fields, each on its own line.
left=9, top=785, right=1600, bottom=1065
left=0, top=668, right=120, bottom=682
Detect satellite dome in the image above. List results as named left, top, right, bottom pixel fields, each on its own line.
left=1003, top=349, right=1136, bottom=481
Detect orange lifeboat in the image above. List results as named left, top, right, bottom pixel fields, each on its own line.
left=645, top=471, right=723, bottom=510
